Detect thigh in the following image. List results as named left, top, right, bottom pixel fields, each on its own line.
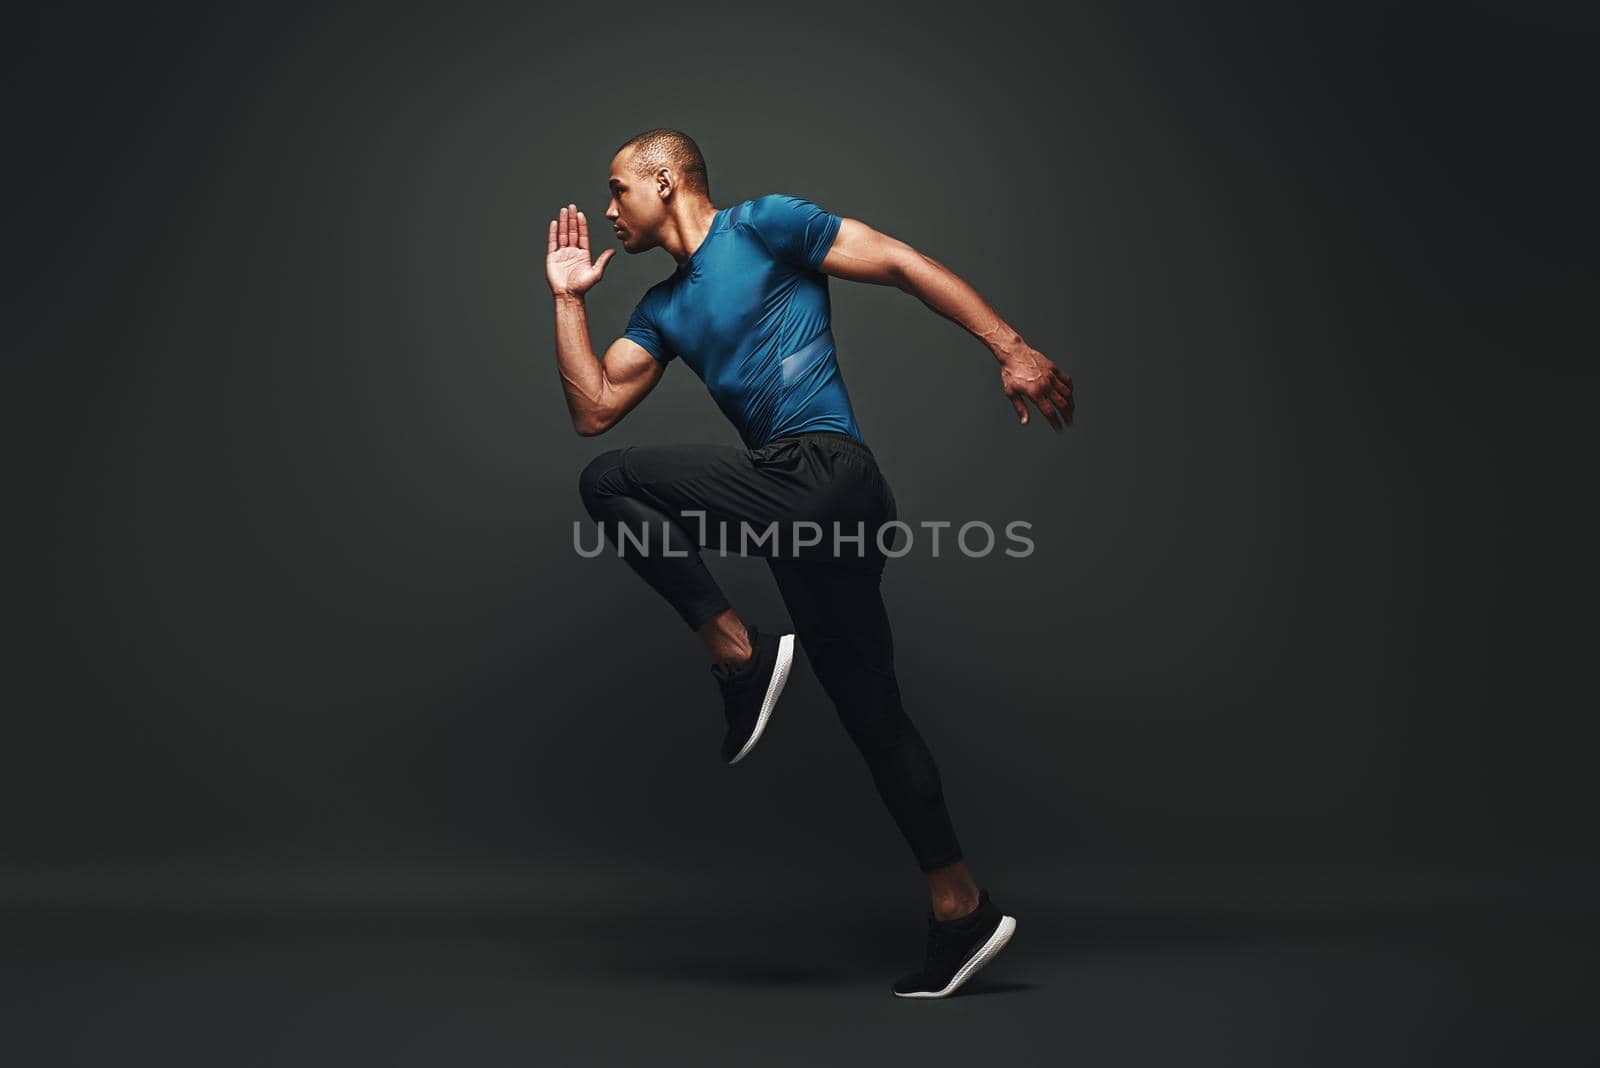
left=618, top=439, right=852, bottom=555
left=609, top=441, right=789, bottom=538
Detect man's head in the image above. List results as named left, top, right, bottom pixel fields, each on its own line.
left=606, top=128, right=710, bottom=253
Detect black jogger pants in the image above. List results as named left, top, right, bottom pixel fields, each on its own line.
left=577, top=430, right=964, bottom=873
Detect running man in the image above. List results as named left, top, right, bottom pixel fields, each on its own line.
left=546, top=129, right=1073, bottom=998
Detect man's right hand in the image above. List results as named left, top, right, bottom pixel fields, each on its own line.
left=547, top=203, right=615, bottom=298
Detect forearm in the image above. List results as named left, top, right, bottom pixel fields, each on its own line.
left=829, top=218, right=1071, bottom=429
left=895, top=253, right=1026, bottom=362
left=553, top=293, right=611, bottom=431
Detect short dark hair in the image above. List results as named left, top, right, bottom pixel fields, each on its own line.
left=616, top=128, right=710, bottom=198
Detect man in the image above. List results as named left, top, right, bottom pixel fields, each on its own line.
left=546, top=128, right=1073, bottom=999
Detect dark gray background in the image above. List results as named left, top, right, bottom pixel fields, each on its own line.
left=5, top=1, right=1596, bottom=1064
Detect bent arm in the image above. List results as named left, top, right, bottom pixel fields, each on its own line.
left=554, top=293, right=665, bottom=436
left=818, top=216, right=1075, bottom=430
left=819, top=217, right=1025, bottom=362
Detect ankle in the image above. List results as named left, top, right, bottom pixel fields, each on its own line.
left=931, top=890, right=980, bottom=922
left=926, top=859, right=980, bottom=920
left=716, top=632, right=752, bottom=670
left=700, top=613, right=752, bottom=668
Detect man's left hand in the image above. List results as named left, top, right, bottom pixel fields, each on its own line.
left=998, top=344, right=1074, bottom=432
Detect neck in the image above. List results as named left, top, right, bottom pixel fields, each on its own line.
left=666, top=199, right=720, bottom=265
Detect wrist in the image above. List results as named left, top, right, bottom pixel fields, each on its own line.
left=553, top=290, right=585, bottom=307
left=988, top=329, right=1026, bottom=363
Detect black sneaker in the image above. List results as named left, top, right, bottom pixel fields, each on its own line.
left=712, top=623, right=795, bottom=765
left=892, top=888, right=1017, bottom=999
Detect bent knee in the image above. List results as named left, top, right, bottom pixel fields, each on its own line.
left=578, top=449, right=627, bottom=511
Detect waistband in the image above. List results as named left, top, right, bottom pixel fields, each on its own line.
left=774, top=429, right=876, bottom=457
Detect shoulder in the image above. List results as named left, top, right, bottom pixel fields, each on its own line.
left=637, top=275, right=677, bottom=306
left=739, top=194, right=841, bottom=270
left=740, top=193, right=840, bottom=241
left=628, top=277, right=676, bottom=322
left=721, top=196, right=759, bottom=229
left=743, top=193, right=817, bottom=221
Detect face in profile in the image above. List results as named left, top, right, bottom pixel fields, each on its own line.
left=604, top=148, right=668, bottom=254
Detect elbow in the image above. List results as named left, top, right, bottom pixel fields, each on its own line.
left=572, top=404, right=616, bottom=437
left=888, top=246, right=929, bottom=292
left=570, top=380, right=618, bottom=436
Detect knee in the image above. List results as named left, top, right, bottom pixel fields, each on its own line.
left=810, top=647, right=906, bottom=743
left=578, top=449, right=626, bottom=515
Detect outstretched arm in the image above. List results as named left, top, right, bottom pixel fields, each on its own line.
left=819, top=217, right=1074, bottom=431
left=547, top=203, right=664, bottom=436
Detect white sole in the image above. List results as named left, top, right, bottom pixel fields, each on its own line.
left=728, top=633, right=794, bottom=765
left=893, top=914, right=1017, bottom=999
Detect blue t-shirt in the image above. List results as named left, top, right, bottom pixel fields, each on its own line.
left=621, top=194, right=864, bottom=450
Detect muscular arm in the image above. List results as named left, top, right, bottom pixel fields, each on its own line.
left=819, top=217, right=1075, bottom=430
left=547, top=202, right=664, bottom=436
left=553, top=293, right=664, bottom=436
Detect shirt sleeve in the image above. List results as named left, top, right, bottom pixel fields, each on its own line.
left=746, top=194, right=843, bottom=272
left=621, top=292, right=675, bottom=365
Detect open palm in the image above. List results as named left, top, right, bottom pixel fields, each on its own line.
left=546, top=203, right=615, bottom=298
